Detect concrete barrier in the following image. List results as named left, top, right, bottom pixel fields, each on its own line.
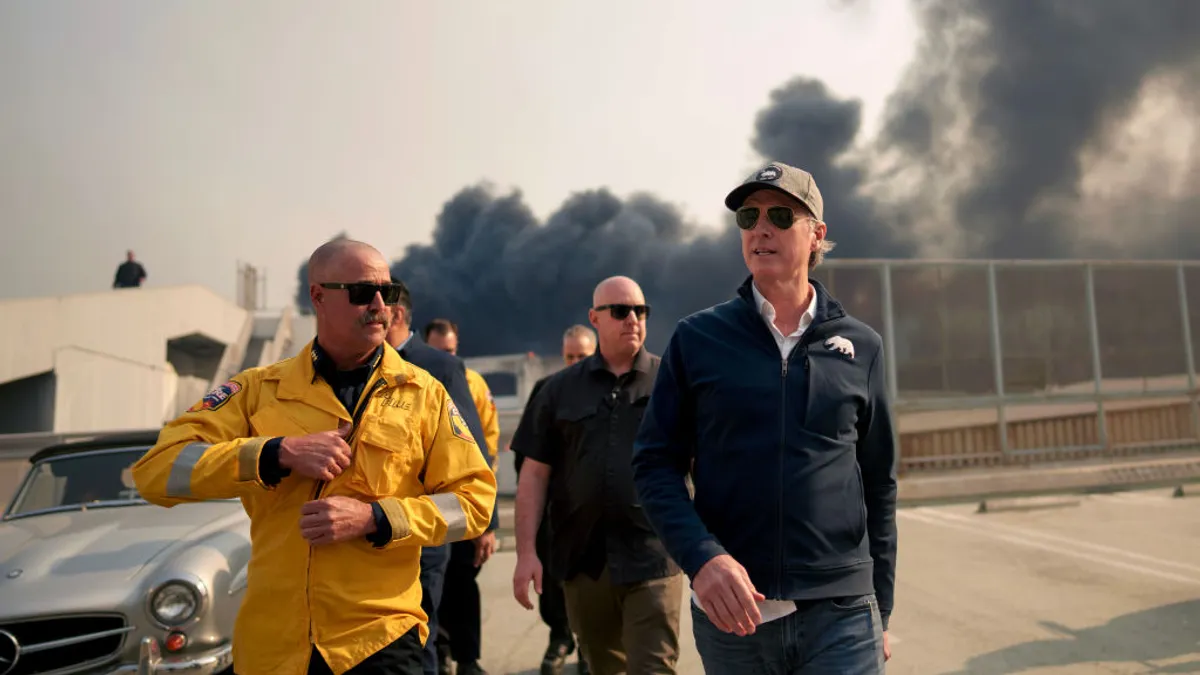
left=897, top=451, right=1200, bottom=506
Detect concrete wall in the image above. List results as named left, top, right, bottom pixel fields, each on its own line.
left=51, top=347, right=176, bottom=433
left=0, top=285, right=256, bottom=435
left=290, top=314, right=316, bottom=356
left=0, top=285, right=249, bottom=385
left=175, top=375, right=211, bottom=416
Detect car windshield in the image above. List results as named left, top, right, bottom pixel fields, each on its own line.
left=6, top=447, right=148, bottom=518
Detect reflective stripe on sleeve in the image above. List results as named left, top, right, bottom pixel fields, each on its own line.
left=166, top=443, right=211, bottom=498
left=430, top=492, right=468, bottom=542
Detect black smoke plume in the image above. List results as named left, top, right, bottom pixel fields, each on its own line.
left=753, top=78, right=912, bottom=259
left=390, top=78, right=882, bottom=358
left=303, top=0, right=1200, bottom=356
left=874, top=0, right=1200, bottom=258
left=391, top=186, right=736, bottom=357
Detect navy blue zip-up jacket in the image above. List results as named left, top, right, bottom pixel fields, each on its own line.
left=631, top=276, right=898, bottom=628
left=397, top=332, right=499, bottom=533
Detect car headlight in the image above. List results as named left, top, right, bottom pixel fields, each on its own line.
left=150, top=582, right=200, bottom=625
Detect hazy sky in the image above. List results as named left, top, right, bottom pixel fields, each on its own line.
left=0, top=0, right=917, bottom=309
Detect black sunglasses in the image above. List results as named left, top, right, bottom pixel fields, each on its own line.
left=319, top=282, right=404, bottom=306
left=735, top=205, right=803, bottom=230
left=594, top=303, right=651, bottom=320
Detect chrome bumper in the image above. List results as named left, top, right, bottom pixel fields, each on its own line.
left=108, top=637, right=233, bottom=674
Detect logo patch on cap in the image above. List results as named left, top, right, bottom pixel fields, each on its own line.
left=756, top=165, right=783, bottom=182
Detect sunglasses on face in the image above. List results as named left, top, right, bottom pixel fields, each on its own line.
left=594, top=303, right=651, bottom=320
left=735, top=205, right=806, bottom=231
left=319, top=282, right=404, bottom=305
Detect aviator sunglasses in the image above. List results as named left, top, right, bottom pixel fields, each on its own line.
left=319, top=282, right=404, bottom=305
left=594, top=303, right=651, bottom=320
left=735, top=205, right=807, bottom=231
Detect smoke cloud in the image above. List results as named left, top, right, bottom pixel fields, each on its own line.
left=390, top=77, right=889, bottom=357
left=306, top=0, right=1200, bottom=356
left=752, top=78, right=914, bottom=259
left=392, top=186, right=739, bottom=356
left=871, top=0, right=1200, bottom=258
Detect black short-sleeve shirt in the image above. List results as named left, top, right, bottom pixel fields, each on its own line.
left=510, top=348, right=680, bottom=585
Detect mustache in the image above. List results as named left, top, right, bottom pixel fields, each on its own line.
left=359, top=310, right=390, bottom=327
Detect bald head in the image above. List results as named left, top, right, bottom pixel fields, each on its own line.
left=307, top=238, right=393, bottom=363
left=308, top=238, right=387, bottom=284
left=588, top=275, right=647, bottom=364
left=592, top=276, right=644, bottom=307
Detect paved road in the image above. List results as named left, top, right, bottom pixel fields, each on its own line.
left=475, top=488, right=1200, bottom=674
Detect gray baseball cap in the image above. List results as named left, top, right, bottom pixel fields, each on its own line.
left=724, top=162, right=824, bottom=221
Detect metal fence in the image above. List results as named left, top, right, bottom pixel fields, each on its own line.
left=811, top=260, right=1200, bottom=472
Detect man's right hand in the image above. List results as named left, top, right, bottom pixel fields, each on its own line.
left=693, top=554, right=765, bottom=637
left=512, top=553, right=544, bottom=611
left=279, top=421, right=353, bottom=481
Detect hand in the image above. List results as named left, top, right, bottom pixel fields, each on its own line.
left=512, top=553, right=543, bottom=610
left=883, top=631, right=891, bottom=661
left=473, top=531, right=497, bottom=567
left=692, top=554, right=765, bottom=636
left=299, top=496, right=374, bottom=545
left=280, top=421, right=353, bottom=481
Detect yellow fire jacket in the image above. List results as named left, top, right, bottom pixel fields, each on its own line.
left=464, top=367, right=499, bottom=467
left=132, top=342, right=497, bottom=675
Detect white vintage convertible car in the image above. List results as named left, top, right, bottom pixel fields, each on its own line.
left=0, top=431, right=250, bottom=675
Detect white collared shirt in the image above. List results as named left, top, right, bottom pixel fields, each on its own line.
left=690, top=282, right=818, bottom=626
left=752, top=282, right=817, bottom=358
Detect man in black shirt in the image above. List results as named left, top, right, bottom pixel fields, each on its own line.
left=511, top=277, right=683, bottom=675
left=512, top=324, right=596, bottom=675
left=113, top=250, right=146, bottom=288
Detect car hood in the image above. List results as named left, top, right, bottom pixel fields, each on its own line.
left=0, top=501, right=248, bottom=611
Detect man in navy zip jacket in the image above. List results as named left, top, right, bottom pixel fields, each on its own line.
left=632, top=161, right=897, bottom=673
left=385, top=278, right=499, bottom=675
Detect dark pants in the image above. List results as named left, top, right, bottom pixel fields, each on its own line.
left=540, top=572, right=574, bottom=645
left=306, top=626, right=424, bottom=674
left=562, top=567, right=684, bottom=675
left=439, top=539, right=483, bottom=663
left=419, top=544, right=451, bottom=675
left=691, top=593, right=886, bottom=675
left=518, top=456, right=578, bottom=651
left=537, top=513, right=575, bottom=647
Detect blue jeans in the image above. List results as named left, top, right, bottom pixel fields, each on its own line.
left=419, top=544, right=451, bottom=675
left=691, top=594, right=886, bottom=674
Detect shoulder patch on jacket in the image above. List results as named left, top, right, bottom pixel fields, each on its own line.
left=447, top=399, right=475, bottom=442
left=188, top=380, right=242, bottom=412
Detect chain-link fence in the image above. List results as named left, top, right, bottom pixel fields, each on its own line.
left=812, top=261, right=1200, bottom=473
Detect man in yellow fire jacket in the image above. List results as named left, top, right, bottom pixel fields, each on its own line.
left=465, top=368, right=499, bottom=468
left=423, top=318, right=499, bottom=468
left=133, top=238, right=497, bottom=675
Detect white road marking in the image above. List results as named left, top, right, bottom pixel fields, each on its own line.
left=898, top=509, right=1200, bottom=586
left=916, top=507, right=1200, bottom=576
left=1099, top=491, right=1176, bottom=506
